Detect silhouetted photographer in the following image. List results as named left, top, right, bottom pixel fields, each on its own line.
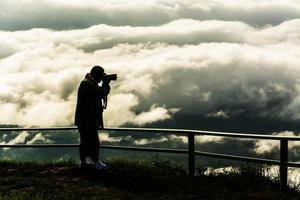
left=75, top=66, right=117, bottom=169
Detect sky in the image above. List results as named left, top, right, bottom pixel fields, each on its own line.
left=1, top=0, right=300, bottom=168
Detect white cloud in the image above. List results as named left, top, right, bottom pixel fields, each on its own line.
left=254, top=139, right=279, bottom=155
left=127, top=133, right=224, bottom=146
left=1, top=27, right=300, bottom=127
left=195, top=135, right=224, bottom=144
left=103, top=93, right=138, bottom=127
left=0, top=131, right=29, bottom=145
left=133, top=136, right=168, bottom=145
left=168, top=134, right=224, bottom=144
left=1, top=36, right=300, bottom=127
left=132, top=105, right=179, bottom=126
left=3, top=18, right=300, bottom=57
left=1, top=0, right=300, bottom=31
left=117, top=74, right=155, bottom=97
left=207, top=110, right=229, bottom=119
left=253, top=131, right=300, bottom=155
left=27, top=132, right=53, bottom=144
left=0, top=1, right=300, bottom=130
left=99, top=132, right=128, bottom=143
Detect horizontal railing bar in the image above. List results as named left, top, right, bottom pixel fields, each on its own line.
left=0, top=143, right=285, bottom=164
left=287, top=162, right=300, bottom=168
left=105, top=127, right=300, bottom=141
left=0, top=127, right=300, bottom=141
left=0, top=144, right=188, bottom=154
left=101, top=145, right=188, bottom=154
left=0, top=144, right=79, bottom=148
left=195, top=151, right=280, bottom=165
left=0, top=127, right=77, bottom=131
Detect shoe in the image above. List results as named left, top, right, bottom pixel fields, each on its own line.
left=85, top=157, right=95, bottom=165
left=95, top=161, right=107, bottom=170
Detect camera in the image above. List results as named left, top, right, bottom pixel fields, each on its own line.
left=103, top=73, right=117, bottom=83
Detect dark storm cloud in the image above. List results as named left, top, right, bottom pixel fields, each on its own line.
left=151, top=59, right=297, bottom=119
left=119, top=42, right=300, bottom=133
left=1, top=0, right=300, bottom=31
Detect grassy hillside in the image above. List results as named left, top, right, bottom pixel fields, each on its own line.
left=0, top=159, right=299, bottom=200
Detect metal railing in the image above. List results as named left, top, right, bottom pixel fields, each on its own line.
left=0, top=126, right=300, bottom=191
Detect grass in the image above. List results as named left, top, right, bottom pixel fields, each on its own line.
left=0, top=158, right=299, bottom=200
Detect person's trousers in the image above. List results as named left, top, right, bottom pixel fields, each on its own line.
left=78, top=125, right=100, bottom=163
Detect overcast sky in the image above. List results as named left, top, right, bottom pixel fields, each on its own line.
left=1, top=0, right=300, bottom=137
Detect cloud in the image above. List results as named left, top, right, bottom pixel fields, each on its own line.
left=26, top=132, right=53, bottom=144
left=1, top=0, right=300, bottom=31
left=253, top=131, right=300, bottom=157
left=0, top=131, right=53, bottom=145
left=133, top=136, right=168, bottom=145
left=132, top=105, right=179, bottom=126
left=0, top=131, right=29, bottom=145
left=98, top=132, right=224, bottom=147
left=206, top=110, right=229, bottom=119
left=0, top=1, right=300, bottom=134
left=168, top=134, right=224, bottom=144
left=117, top=74, right=155, bottom=97
left=196, top=135, right=224, bottom=144
left=103, top=93, right=138, bottom=127
left=168, top=135, right=188, bottom=144
left=99, top=132, right=126, bottom=143
left=104, top=94, right=179, bottom=127
left=1, top=19, right=300, bottom=129
left=2, top=18, right=300, bottom=58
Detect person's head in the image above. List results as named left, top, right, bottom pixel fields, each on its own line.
left=90, top=66, right=104, bottom=83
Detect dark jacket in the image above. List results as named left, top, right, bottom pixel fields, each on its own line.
left=74, top=74, right=110, bottom=128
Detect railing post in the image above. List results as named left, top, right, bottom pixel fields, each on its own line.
left=280, top=139, right=288, bottom=191
left=188, top=132, right=195, bottom=176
